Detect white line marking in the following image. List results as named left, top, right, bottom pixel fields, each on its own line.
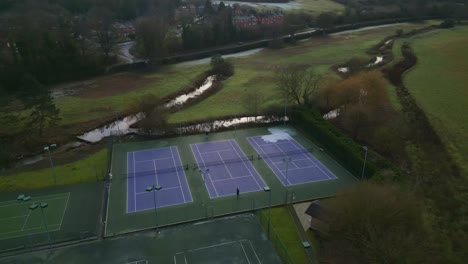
left=287, top=137, right=333, bottom=179
left=216, top=152, right=234, bottom=178
left=249, top=137, right=290, bottom=185
left=57, top=193, right=70, bottom=231
left=0, top=194, right=69, bottom=209
left=21, top=210, right=32, bottom=231
left=240, top=241, right=251, bottom=264
left=173, top=255, right=176, bottom=264
left=173, top=147, right=194, bottom=202
left=170, top=147, right=186, bottom=202
left=229, top=140, right=265, bottom=189
left=248, top=240, right=262, bottom=264
left=135, top=186, right=181, bottom=194
left=193, top=144, right=219, bottom=198
left=212, top=175, right=251, bottom=183
left=199, top=148, right=233, bottom=154
left=135, top=157, right=173, bottom=163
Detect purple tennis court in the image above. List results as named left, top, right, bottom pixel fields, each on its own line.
left=248, top=134, right=337, bottom=186
left=190, top=140, right=267, bottom=199
left=127, top=146, right=193, bottom=213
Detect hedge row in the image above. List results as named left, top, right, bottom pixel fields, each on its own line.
left=290, top=107, right=378, bottom=179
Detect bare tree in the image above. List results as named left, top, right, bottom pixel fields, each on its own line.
left=322, top=183, right=435, bottom=264
left=135, top=16, right=169, bottom=64
left=88, top=7, right=117, bottom=61
left=130, top=94, right=168, bottom=134
left=275, top=64, right=322, bottom=105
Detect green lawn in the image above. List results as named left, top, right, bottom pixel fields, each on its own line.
left=55, top=65, right=208, bottom=126
left=402, top=26, right=468, bottom=173
left=295, top=0, right=345, bottom=14
left=0, top=149, right=107, bottom=191
left=169, top=21, right=436, bottom=123
left=259, top=206, right=309, bottom=263
left=0, top=193, right=69, bottom=240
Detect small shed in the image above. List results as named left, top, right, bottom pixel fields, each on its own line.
left=305, top=200, right=328, bottom=234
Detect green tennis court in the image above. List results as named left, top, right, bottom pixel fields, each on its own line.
left=0, top=193, right=70, bottom=240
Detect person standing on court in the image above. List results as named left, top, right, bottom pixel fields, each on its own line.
left=236, top=188, right=240, bottom=197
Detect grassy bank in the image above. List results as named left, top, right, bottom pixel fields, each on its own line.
left=400, top=26, right=468, bottom=174
left=169, top=21, right=436, bottom=123
left=0, top=149, right=107, bottom=191
left=259, top=206, right=309, bottom=263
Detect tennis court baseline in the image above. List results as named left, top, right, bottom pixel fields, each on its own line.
left=0, top=193, right=70, bottom=240
left=127, top=146, right=193, bottom=213
left=248, top=134, right=337, bottom=186
left=190, top=140, right=267, bottom=198
left=174, top=239, right=261, bottom=264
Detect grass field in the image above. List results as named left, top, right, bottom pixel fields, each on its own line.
left=169, top=21, right=437, bottom=123
left=400, top=25, right=468, bottom=173
left=0, top=193, right=69, bottom=240
left=258, top=206, right=309, bottom=263
left=294, top=0, right=345, bottom=14
left=0, top=149, right=107, bottom=191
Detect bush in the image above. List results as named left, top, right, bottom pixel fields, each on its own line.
left=210, top=54, right=234, bottom=77
left=290, top=107, right=379, bottom=178
left=440, top=19, right=455, bottom=28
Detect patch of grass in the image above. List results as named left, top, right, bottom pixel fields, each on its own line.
left=259, top=206, right=309, bottom=264
left=55, top=65, right=208, bottom=125
left=295, top=0, right=345, bottom=14
left=0, top=149, right=107, bottom=191
left=170, top=22, right=436, bottom=123
left=402, top=26, right=468, bottom=173
left=386, top=82, right=403, bottom=111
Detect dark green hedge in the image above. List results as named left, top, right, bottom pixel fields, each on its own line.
left=290, top=107, right=378, bottom=179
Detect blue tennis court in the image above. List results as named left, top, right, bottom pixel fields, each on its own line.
left=127, top=146, right=193, bottom=213
left=190, top=140, right=267, bottom=199
left=248, top=134, right=337, bottom=186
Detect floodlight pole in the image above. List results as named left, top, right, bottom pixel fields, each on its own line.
left=361, top=146, right=368, bottom=180
left=30, top=202, right=51, bottom=248
left=263, top=187, right=272, bottom=239
left=146, top=185, right=162, bottom=233
left=18, top=194, right=33, bottom=250
left=44, top=144, right=57, bottom=186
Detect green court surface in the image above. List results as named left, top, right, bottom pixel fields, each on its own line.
left=0, top=193, right=69, bottom=240
left=0, top=214, right=282, bottom=264
left=0, top=182, right=102, bottom=254
left=106, top=125, right=359, bottom=236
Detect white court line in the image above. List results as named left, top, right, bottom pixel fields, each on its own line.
left=229, top=140, right=265, bottom=189
left=21, top=210, right=32, bottom=231
left=249, top=137, right=291, bottom=185
left=212, top=175, right=251, bottom=183
left=280, top=166, right=317, bottom=172
left=135, top=186, right=181, bottom=195
left=199, top=148, right=234, bottom=154
left=173, top=147, right=194, bottom=202
left=273, top=158, right=310, bottom=165
left=193, top=144, right=219, bottom=197
left=135, top=157, right=173, bottom=163
left=57, top=193, right=70, bottom=231
left=239, top=242, right=251, bottom=264
left=248, top=241, right=262, bottom=264
left=287, top=138, right=333, bottom=179
left=0, top=195, right=69, bottom=209
left=170, top=147, right=186, bottom=202
left=175, top=240, right=242, bottom=254
left=216, top=152, right=234, bottom=179
left=0, top=215, right=28, bottom=221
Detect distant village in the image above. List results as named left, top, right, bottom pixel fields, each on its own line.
left=112, top=0, right=284, bottom=40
